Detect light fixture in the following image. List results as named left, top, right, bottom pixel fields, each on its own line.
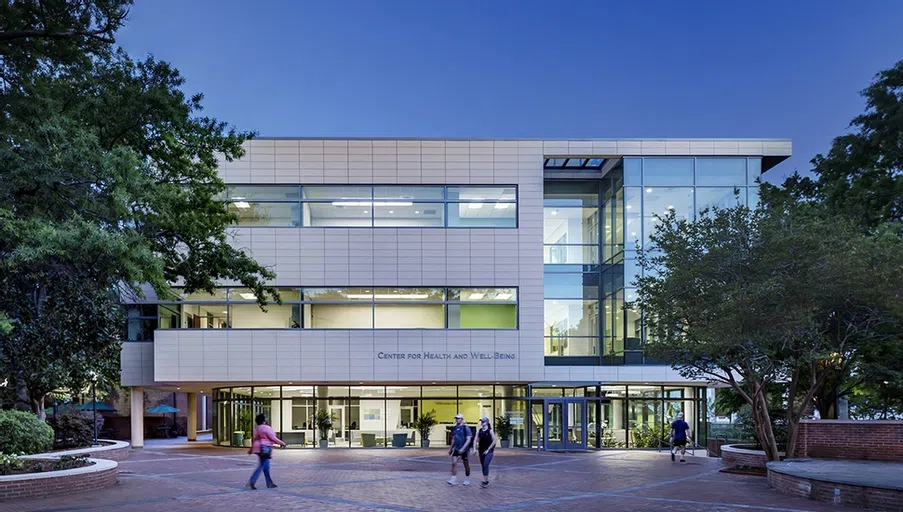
left=332, top=201, right=413, bottom=207
left=467, top=292, right=485, bottom=300
left=176, top=387, right=181, bottom=390
left=221, top=310, right=227, bottom=314
left=363, top=210, right=368, bottom=214
left=233, top=201, right=251, bottom=209
left=288, top=382, right=293, bottom=384
left=667, top=205, right=674, bottom=210
left=494, top=203, right=510, bottom=210
left=239, top=292, right=256, bottom=300
left=347, top=293, right=429, bottom=299
left=414, top=210, right=420, bottom=214
left=359, top=382, right=364, bottom=384
left=389, top=210, right=394, bottom=214
left=468, top=203, right=484, bottom=209
left=631, top=232, right=637, bottom=236
left=626, top=205, right=632, bottom=209
left=551, top=210, right=558, bottom=215
left=496, top=293, right=512, bottom=300
left=646, top=188, right=653, bottom=193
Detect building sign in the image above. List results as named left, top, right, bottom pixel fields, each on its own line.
left=376, top=352, right=516, bottom=361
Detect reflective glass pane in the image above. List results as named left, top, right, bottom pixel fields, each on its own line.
left=229, top=186, right=299, bottom=200
left=544, top=299, right=599, bottom=337
left=695, top=158, right=748, bottom=186
left=230, top=288, right=301, bottom=302
left=543, top=273, right=599, bottom=299
left=748, top=187, right=760, bottom=208
left=624, top=158, right=642, bottom=185
left=447, top=186, right=516, bottom=201
left=373, top=186, right=444, bottom=200
left=176, top=288, right=228, bottom=301
left=158, top=305, right=180, bottom=329
left=642, top=187, right=693, bottom=249
left=543, top=245, right=599, bottom=265
left=303, top=202, right=371, bottom=227
left=125, top=318, right=156, bottom=341
left=371, top=288, right=445, bottom=301
left=625, top=259, right=641, bottom=287
left=544, top=207, right=599, bottom=245
left=230, top=304, right=300, bottom=328
left=301, top=186, right=371, bottom=200
left=182, top=304, right=228, bottom=329
left=374, top=304, right=445, bottom=328
left=544, top=337, right=598, bottom=357
left=448, top=304, right=516, bottom=328
left=448, top=202, right=516, bottom=227
left=696, top=188, right=746, bottom=214
left=543, top=181, right=599, bottom=207
left=303, top=288, right=374, bottom=301
left=303, top=304, right=373, bottom=328
left=374, top=203, right=443, bottom=227
left=229, top=202, right=300, bottom=226
left=448, top=288, right=516, bottom=302
left=747, top=158, right=762, bottom=185
left=642, top=158, right=694, bottom=186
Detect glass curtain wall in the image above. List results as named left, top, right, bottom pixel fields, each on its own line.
left=620, top=157, right=762, bottom=364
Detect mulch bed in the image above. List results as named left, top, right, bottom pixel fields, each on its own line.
left=720, top=466, right=768, bottom=477
left=4, top=458, right=94, bottom=476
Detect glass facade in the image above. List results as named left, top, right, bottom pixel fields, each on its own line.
left=224, top=185, right=517, bottom=228
left=545, top=156, right=761, bottom=364
left=122, top=287, right=517, bottom=335
left=211, top=384, right=707, bottom=450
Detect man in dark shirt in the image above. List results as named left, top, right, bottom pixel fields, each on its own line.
left=670, top=412, right=692, bottom=463
left=448, top=414, right=473, bottom=485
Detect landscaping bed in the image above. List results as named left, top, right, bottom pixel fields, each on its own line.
left=0, top=455, right=93, bottom=476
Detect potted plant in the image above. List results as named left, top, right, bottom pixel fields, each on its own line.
left=413, top=410, right=438, bottom=448
left=312, top=410, right=333, bottom=448
left=236, top=409, right=253, bottom=447
left=495, top=414, right=513, bottom=448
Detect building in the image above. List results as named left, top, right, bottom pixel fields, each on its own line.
left=120, top=138, right=790, bottom=450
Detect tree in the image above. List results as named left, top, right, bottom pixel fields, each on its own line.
left=635, top=201, right=903, bottom=460
left=0, top=0, right=278, bottom=417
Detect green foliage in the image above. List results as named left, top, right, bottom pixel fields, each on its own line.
left=236, top=408, right=253, bottom=438
left=0, top=1, right=278, bottom=414
left=494, top=414, right=513, bottom=441
left=0, top=410, right=54, bottom=455
left=630, top=423, right=664, bottom=449
left=413, top=410, right=439, bottom=440
left=47, top=411, right=100, bottom=449
left=311, top=410, right=334, bottom=440
left=600, top=429, right=624, bottom=448
left=0, top=454, right=23, bottom=475
left=28, top=455, right=91, bottom=473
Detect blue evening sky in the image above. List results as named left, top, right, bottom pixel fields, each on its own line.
left=117, top=0, right=903, bottom=183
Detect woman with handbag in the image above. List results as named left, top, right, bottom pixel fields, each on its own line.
left=247, top=413, right=286, bottom=489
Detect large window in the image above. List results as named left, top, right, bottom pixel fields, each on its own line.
left=131, top=287, right=517, bottom=332
left=222, top=185, right=517, bottom=228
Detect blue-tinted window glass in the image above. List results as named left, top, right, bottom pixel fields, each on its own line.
left=747, top=158, right=762, bottom=185
left=642, top=158, right=694, bottom=186
left=544, top=273, right=600, bottom=300
left=696, top=158, right=747, bottom=186
left=696, top=188, right=747, bottom=216
left=748, top=187, right=760, bottom=209
left=624, top=158, right=642, bottom=185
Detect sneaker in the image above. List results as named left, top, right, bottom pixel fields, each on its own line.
left=463, top=479, right=470, bottom=486
left=671, top=452, right=675, bottom=462
left=447, top=477, right=457, bottom=485
left=680, top=458, right=686, bottom=463
left=266, top=483, right=278, bottom=489
left=247, top=482, right=257, bottom=490
left=480, top=481, right=489, bottom=488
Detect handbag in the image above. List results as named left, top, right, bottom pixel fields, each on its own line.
left=259, top=444, right=272, bottom=458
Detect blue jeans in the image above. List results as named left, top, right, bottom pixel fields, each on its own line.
left=479, top=451, right=493, bottom=476
left=249, top=454, right=273, bottom=486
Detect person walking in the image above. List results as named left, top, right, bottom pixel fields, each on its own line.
left=247, top=413, right=286, bottom=489
left=669, top=412, right=692, bottom=463
left=447, top=413, right=474, bottom=486
left=476, top=416, right=498, bottom=488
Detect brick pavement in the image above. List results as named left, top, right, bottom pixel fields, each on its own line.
left=3, top=445, right=860, bottom=512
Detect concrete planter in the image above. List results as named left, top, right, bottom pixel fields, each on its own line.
left=721, top=444, right=785, bottom=469
left=500, top=440, right=510, bottom=448
left=1, top=458, right=118, bottom=501
left=319, top=439, right=328, bottom=448
left=421, top=439, right=431, bottom=448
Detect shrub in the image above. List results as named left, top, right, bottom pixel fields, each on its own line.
left=630, top=423, right=665, bottom=448
left=28, top=455, right=91, bottom=473
left=0, top=410, right=54, bottom=455
left=0, top=454, right=23, bottom=475
left=47, top=411, right=101, bottom=449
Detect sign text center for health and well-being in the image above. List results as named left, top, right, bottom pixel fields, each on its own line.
left=376, top=352, right=516, bottom=361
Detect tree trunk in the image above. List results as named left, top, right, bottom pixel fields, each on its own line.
left=755, top=392, right=781, bottom=461
left=32, top=395, right=46, bottom=421
left=14, top=372, right=30, bottom=412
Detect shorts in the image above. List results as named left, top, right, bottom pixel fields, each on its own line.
left=452, top=447, right=469, bottom=460
left=672, top=439, right=687, bottom=447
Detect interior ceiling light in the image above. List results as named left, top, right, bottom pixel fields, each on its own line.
left=239, top=293, right=256, bottom=300
left=332, top=201, right=413, bottom=207
left=467, top=292, right=485, bottom=300
left=468, top=203, right=484, bottom=209
left=496, top=293, right=512, bottom=300
left=346, top=294, right=430, bottom=300
left=233, top=201, right=251, bottom=209
left=494, top=203, right=510, bottom=209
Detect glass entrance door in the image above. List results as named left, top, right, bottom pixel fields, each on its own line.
left=542, top=399, right=587, bottom=450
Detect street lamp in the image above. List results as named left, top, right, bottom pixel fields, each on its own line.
left=89, top=371, right=98, bottom=446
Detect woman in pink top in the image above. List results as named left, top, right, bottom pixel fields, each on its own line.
left=247, top=413, right=286, bottom=489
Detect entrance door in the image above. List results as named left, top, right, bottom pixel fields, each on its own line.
left=543, top=399, right=587, bottom=450
left=329, top=405, right=345, bottom=443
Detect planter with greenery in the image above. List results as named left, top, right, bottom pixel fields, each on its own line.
left=0, top=410, right=54, bottom=455
left=235, top=408, right=253, bottom=447
left=312, top=410, right=334, bottom=448
left=413, top=410, right=439, bottom=448
left=495, top=414, right=513, bottom=448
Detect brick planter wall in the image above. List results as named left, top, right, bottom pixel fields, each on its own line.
left=797, top=420, right=903, bottom=461
left=0, top=459, right=118, bottom=502
left=721, top=444, right=784, bottom=468
left=47, top=440, right=131, bottom=462
left=768, top=467, right=903, bottom=511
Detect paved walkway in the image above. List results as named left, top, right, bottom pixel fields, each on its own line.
left=7, top=444, right=858, bottom=512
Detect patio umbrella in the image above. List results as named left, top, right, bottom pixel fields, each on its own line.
left=147, top=404, right=180, bottom=414
left=79, top=400, right=117, bottom=412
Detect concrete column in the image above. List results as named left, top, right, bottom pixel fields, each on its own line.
left=187, top=392, right=198, bottom=441
left=200, top=395, right=208, bottom=431
left=130, top=387, right=144, bottom=449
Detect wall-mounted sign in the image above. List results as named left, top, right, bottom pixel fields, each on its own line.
left=376, top=352, right=516, bottom=361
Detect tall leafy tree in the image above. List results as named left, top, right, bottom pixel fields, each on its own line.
left=0, top=0, right=277, bottom=417
left=635, top=201, right=903, bottom=460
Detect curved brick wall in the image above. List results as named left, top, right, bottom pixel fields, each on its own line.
left=0, top=458, right=118, bottom=502
left=768, top=467, right=903, bottom=511
left=45, top=440, right=131, bottom=462
left=797, top=420, right=903, bottom=461
left=721, top=444, right=784, bottom=468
